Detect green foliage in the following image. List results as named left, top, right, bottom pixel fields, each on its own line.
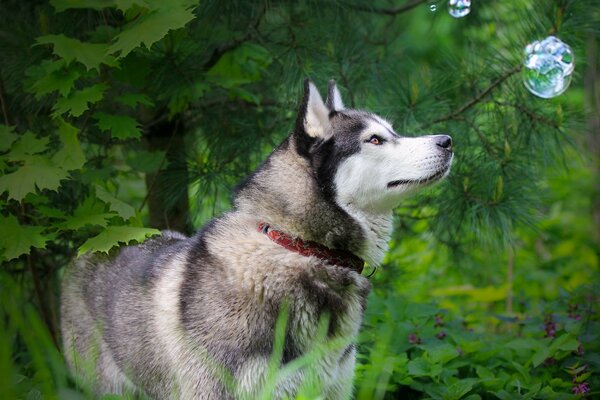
left=0, top=0, right=598, bottom=399
left=0, top=216, right=49, bottom=261
left=77, top=226, right=160, bottom=256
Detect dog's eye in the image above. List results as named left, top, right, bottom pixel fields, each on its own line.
left=367, top=135, right=384, bottom=145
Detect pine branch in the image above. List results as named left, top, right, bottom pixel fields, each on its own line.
left=422, top=65, right=523, bottom=128
left=201, top=4, right=267, bottom=71
left=494, top=100, right=561, bottom=129
left=342, top=0, right=429, bottom=16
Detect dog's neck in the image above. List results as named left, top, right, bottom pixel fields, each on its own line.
left=234, top=139, right=380, bottom=263
left=336, top=206, right=393, bottom=266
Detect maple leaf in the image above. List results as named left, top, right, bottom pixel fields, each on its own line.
left=26, top=59, right=81, bottom=98
left=36, top=34, right=117, bottom=71
left=0, top=125, right=19, bottom=152
left=52, top=120, right=86, bottom=170
left=8, top=131, right=49, bottom=160
left=52, top=83, right=107, bottom=118
left=77, top=226, right=160, bottom=256
left=108, top=6, right=196, bottom=58
left=94, top=112, right=141, bottom=140
left=0, top=215, right=50, bottom=261
left=94, top=185, right=136, bottom=220
left=58, top=196, right=115, bottom=230
left=0, top=156, right=69, bottom=200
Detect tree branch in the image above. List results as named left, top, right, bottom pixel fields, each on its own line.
left=201, top=4, right=267, bottom=71
left=342, top=0, right=429, bottom=16
left=422, top=65, right=523, bottom=128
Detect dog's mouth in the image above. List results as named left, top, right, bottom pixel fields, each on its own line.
left=387, top=165, right=450, bottom=189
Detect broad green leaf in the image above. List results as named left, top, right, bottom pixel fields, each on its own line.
left=52, top=120, right=86, bottom=170
left=0, top=215, right=49, bottom=261
left=0, top=125, right=19, bottom=152
left=27, top=59, right=81, bottom=98
left=407, top=357, right=442, bottom=378
left=0, top=156, right=69, bottom=200
left=58, top=197, right=114, bottom=230
left=9, top=131, right=49, bottom=160
left=425, top=343, right=459, bottom=365
left=109, top=6, right=196, bottom=58
left=77, top=226, right=160, bottom=255
left=52, top=83, right=107, bottom=118
left=206, top=43, right=273, bottom=88
left=549, top=333, right=578, bottom=353
left=94, top=112, right=141, bottom=140
left=95, top=185, right=136, bottom=220
left=445, top=379, right=477, bottom=400
left=36, top=34, right=117, bottom=71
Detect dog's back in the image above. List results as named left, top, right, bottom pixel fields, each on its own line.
left=61, top=231, right=193, bottom=397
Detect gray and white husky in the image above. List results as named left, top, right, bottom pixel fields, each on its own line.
left=61, top=80, right=453, bottom=399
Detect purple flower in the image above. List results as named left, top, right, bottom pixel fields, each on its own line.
left=408, top=332, right=421, bottom=345
left=436, top=331, right=447, bottom=340
left=572, top=382, right=590, bottom=394
left=573, top=343, right=584, bottom=356
left=544, top=315, right=557, bottom=338
left=434, top=314, right=444, bottom=327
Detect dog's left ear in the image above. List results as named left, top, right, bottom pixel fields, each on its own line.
left=296, top=80, right=331, bottom=139
left=325, top=80, right=344, bottom=111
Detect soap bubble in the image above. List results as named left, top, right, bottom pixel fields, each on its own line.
left=448, top=0, right=471, bottom=18
left=523, top=36, right=574, bottom=99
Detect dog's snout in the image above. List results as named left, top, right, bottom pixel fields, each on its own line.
left=434, top=135, right=452, bottom=151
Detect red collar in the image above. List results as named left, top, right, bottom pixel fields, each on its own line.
left=258, top=222, right=364, bottom=274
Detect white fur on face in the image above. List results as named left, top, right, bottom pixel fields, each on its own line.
left=334, top=119, right=453, bottom=214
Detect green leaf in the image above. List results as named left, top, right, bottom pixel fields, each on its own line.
left=531, top=346, right=551, bottom=368
left=549, top=333, right=579, bottom=353
left=0, top=125, right=19, bottom=152
left=0, top=156, right=69, bottom=200
left=77, top=226, right=160, bottom=255
left=444, top=379, right=477, bottom=400
left=95, top=185, right=136, bottom=220
left=425, top=344, right=459, bottom=365
left=8, top=131, right=49, bottom=160
left=206, top=43, right=273, bottom=88
left=407, top=357, right=442, bottom=378
left=0, top=215, right=49, bottom=261
left=52, top=120, right=86, bottom=170
left=109, top=6, right=196, bottom=58
left=58, top=197, right=114, bottom=230
left=26, top=59, right=81, bottom=98
left=94, top=112, right=141, bottom=140
left=52, top=83, right=107, bottom=118
left=36, top=34, right=117, bottom=71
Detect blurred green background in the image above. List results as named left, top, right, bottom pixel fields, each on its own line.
left=0, top=0, right=598, bottom=398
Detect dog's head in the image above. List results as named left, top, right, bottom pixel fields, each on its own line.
left=294, top=80, right=453, bottom=214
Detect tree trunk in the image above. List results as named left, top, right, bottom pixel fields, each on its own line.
left=144, top=116, right=192, bottom=235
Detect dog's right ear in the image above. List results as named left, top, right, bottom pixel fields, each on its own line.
left=325, top=80, right=344, bottom=111
left=295, top=80, right=331, bottom=141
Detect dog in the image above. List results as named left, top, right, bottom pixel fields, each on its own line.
left=61, top=80, right=453, bottom=399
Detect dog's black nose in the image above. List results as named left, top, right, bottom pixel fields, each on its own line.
left=435, top=135, right=452, bottom=151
